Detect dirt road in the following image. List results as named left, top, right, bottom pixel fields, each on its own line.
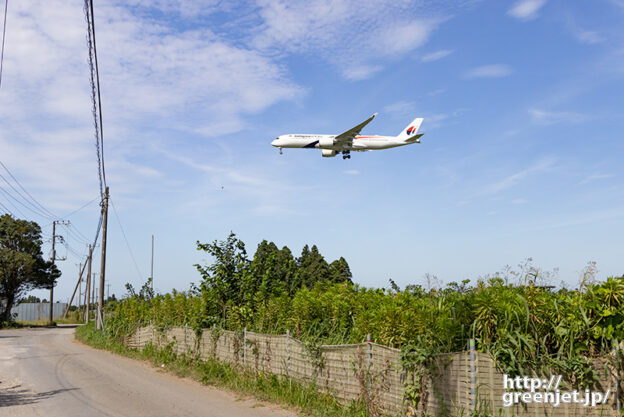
left=0, top=325, right=297, bottom=417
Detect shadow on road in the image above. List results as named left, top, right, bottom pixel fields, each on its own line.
left=0, top=385, right=79, bottom=407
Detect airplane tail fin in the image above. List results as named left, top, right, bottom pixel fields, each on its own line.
left=396, top=118, right=424, bottom=142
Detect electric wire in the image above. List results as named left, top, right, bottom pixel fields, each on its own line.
left=0, top=0, right=7, bottom=88
left=0, top=200, right=13, bottom=215
left=83, top=0, right=105, bottom=200
left=61, top=195, right=99, bottom=219
left=0, top=159, right=59, bottom=219
left=110, top=198, right=144, bottom=281
left=0, top=173, right=55, bottom=220
left=0, top=186, right=50, bottom=219
left=88, top=0, right=105, bottom=188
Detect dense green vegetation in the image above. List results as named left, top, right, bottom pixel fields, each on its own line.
left=104, top=233, right=624, bottom=396
left=76, top=323, right=370, bottom=417
left=0, top=214, right=61, bottom=325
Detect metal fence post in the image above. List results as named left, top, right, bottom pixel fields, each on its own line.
left=243, top=327, right=247, bottom=366
left=469, top=338, right=476, bottom=412
left=286, top=329, right=291, bottom=376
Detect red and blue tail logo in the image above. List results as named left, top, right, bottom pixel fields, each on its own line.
left=406, top=126, right=417, bottom=135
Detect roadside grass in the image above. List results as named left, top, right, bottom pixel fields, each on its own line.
left=75, top=324, right=370, bottom=417
left=16, top=317, right=82, bottom=326
left=1, top=317, right=82, bottom=329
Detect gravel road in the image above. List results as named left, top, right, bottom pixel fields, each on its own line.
left=0, top=325, right=297, bottom=417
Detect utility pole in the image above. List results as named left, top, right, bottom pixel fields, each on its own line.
left=97, top=186, right=109, bottom=330
left=92, top=273, right=97, bottom=308
left=85, top=244, right=92, bottom=323
left=49, top=220, right=69, bottom=324
left=63, top=254, right=89, bottom=318
left=77, top=263, right=82, bottom=309
left=150, top=234, right=154, bottom=293
left=49, top=221, right=56, bottom=324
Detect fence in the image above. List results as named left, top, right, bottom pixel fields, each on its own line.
left=10, top=302, right=67, bottom=321
left=124, top=325, right=621, bottom=416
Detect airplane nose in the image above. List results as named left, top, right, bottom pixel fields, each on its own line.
left=271, top=139, right=279, bottom=147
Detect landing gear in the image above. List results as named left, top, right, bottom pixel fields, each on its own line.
left=279, top=147, right=283, bottom=155
left=342, top=150, right=351, bottom=160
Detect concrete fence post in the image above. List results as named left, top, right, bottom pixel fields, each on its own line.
left=138, top=320, right=141, bottom=348
left=286, top=329, right=291, bottom=376
left=614, top=339, right=621, bottom=411
left=243, top=327, right=248, bottom=366
left=213, top=323, right=217, bottom=358
left=367, top=334, right=372, bottom=390
left=367, top=334, right=372, bottom=368
left=469, top=338, right=476, bottom=412
left=185, top=323, right=188, bottom=352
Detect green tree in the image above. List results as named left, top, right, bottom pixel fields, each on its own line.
left=195, top=232, right=250, bottom=320
left=328, top=257, right=353, bottom=283
left=0, top=214, right=61, bottom=324
left=297, top=244, right=330, bottom=288
left=18, top=295, right=41, bottom=304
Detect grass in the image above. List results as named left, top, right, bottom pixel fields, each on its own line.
left=75, top=323, right=371, bottom=417
left=16, top=317, right=83, bottom=326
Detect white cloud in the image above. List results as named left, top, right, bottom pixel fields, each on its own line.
left=383, top=101, right=416, bottom=118
left=574, top=30, right=604, bottom=44
left=342, top=65, right=384, bottom=81
left=345, top=170, right=360, bottom=175
left=511, top=198, right=528, bottom=205
left=463, top=64, right=513, bottom=79
left=579, top=173, right=615, bottom=185
left=252, top=0, right=451, bottom=80
left=483, top=158, right=555, bottom=195
left=428, top=88, right=446, bottom=96
left=0, top=0, right=302, bottom=206
left=421, top=49, right=454, bottom=62
left=507, top=0, right=547, bottom=21
left=528, top=109, right=588, bottom=125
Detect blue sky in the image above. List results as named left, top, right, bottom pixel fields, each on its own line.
left=0, top=0, right=623, bottom=301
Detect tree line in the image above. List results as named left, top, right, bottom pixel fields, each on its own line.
left=193, top=232, right=352, bottom=321
left=0, top=214, right=61, bottom=324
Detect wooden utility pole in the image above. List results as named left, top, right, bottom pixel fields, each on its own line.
left=78, top=264, right=82, bottom=310
left=91, top=273, right=96, bottom=307
left=63, top=260, right=88, bottom=319
left=85, top=245, right=92, bottom=323
left=49, top=221, right=56, bottom=324
left=97, top=186, right=109, bottom=330
left=150, top=234, right=154, bottom=293
left=49, top=220, right=69, bottom=324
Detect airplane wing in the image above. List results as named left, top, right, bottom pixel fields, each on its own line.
left=333, top=113, right=377, bottom=147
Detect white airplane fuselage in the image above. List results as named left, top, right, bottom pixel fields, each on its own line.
left=271, top=134, right=409, bottom=151
left=271, top=114, right=424, bottom=158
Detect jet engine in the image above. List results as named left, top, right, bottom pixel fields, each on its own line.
left=319, top=137, right=335, bottom=148
left=322, top=149, right=337, bottom=157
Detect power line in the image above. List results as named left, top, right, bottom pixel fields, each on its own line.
left=0, top=160, right=59, bottom=219
left=83, top=0, right=105, bottom=200
left=0, top=186, right=49, bottom=219
left=110, top=198, right=144, bottom=281
left=61, top=195, right=99, bottom=219
left=0, top=200, right=13, bottom=215
left=0, top=0, right=7, bottom=88
left=89, top=0, right=105, bottom=189
left=0, top=177, right=54, bottom=220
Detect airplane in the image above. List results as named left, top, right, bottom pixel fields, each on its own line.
left=271, top=113, right=424, bottom=159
